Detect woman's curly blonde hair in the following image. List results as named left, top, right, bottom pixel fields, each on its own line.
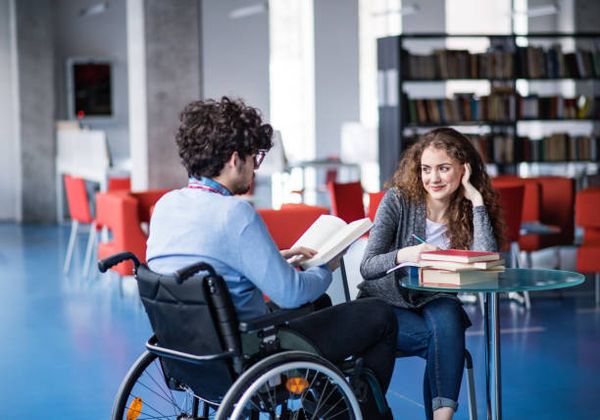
left=388, top=127, right=505, bottom=250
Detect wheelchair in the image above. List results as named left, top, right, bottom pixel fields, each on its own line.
left=100, top=252, right=387, bottom=419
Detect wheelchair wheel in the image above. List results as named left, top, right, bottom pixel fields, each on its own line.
left=112, top=351, right=217, bottom=420
left=217, top=351, right=362, bottom=420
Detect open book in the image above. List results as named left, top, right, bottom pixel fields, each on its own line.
left=292, top=215, right=373, bottom=269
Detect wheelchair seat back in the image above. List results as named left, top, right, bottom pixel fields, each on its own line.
left=136, top=264, right=240, bottom=402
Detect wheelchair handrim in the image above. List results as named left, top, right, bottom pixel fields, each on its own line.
left=230, top=360, right=362, bottom=419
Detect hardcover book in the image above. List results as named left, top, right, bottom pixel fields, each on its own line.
left=419, top=267, right=503, bottom=287
left=419, top=249, right=500, bottom=264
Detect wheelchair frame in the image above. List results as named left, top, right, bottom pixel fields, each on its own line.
left=100, top=252, right=381, bottom=420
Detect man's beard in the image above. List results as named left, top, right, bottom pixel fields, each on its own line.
left=232, top=184, right=251, bottom=195
left=232, top=173, right=254, bottom=195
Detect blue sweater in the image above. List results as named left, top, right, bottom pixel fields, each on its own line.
left=146, top=187, right=332, bottom=320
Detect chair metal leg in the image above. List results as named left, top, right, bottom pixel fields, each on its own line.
left=594, top=273, right=600, bottom=307
left=340, top=257, right=351, bottom=303
left=83, top=221, right=97, bottom=277
left=478, top=292, right=485, bottom=315
left=554, top=247, right=562, bottom=269
left=509, top=242, right=531, bottom=310
left=465, top=350, right=477, bottom=420
left=525, top=251, right=532, bottom=269
left=63, top=220, right=79, bottom=273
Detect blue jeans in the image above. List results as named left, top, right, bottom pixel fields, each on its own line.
left=394, top=297, right=470, bottom=419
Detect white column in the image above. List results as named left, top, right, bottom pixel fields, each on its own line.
left=127, top=0, right=202, bottom=190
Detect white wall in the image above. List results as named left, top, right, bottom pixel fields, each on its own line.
left=53, top=0, right=129, bottom=163
left=201, top=0, right=270, bottom=119
left=313, top=0, right=360, bottom=159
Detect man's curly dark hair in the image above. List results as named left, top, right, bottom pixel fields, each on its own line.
left=175, top=97, right=273, bottom=178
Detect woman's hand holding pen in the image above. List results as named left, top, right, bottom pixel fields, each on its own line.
left=461, top=163, right=484, bottom=207
left=395, top=242, right=438, bottom=264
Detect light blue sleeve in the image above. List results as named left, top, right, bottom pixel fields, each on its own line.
left=228, top=202, right=333, bottom=308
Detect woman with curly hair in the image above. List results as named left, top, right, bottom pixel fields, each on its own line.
left=359, top=127, right=504, bottom=420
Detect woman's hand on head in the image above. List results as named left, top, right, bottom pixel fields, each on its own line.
left=396, top=243, right=438, bottom=264
left=461, top=163, right=484, bottom=207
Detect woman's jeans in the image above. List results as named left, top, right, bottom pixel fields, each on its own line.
left=394, top=297, right=470, bottom=419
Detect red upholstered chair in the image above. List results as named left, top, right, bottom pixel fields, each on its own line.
left=327, top=181, right=365, bottom=224
left=518, top=176, right=575, bottom=268
left=492, top=182, right=531, bottom=309
left=63, top=175, right=97, bottom=274
left=257, top=204, right=329, bottom=250
left=107, top=176, right=131, bottom=191
left=367, top=191, right=386, bottom=221
left=96, top=189, right=170, bottom=276
left=575, top=186, right=600, bottom=306
left=492, top=183, right=525, bottom=255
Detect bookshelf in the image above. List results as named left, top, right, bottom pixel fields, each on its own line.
left=377, top=32, right=600, bottom=186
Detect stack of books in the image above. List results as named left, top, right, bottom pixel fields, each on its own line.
left=414, top=250, right=504, bottom=287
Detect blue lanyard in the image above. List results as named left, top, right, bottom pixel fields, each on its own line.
left=187, top=177, right=232, bottom=196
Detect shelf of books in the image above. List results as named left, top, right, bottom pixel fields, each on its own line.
left=377, top=32, right=600, bottom=185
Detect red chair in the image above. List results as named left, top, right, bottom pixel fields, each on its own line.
left=63, top=175, right=97, bottom=274
left=257, top=204, right=329, bottom=249
left=327, top=181, right=365, bottom=224
left=518, top=176, right=575, bottom=269
left=575, top=186, right=600, bottom=306
left=96, top=189, right=170, bottom=276
left=492, top=183, right=525, bottom=255
left=107, top=176, right=131, bottom=191
left=489, top=181, right=529, bottom=308
left=367, top=191, right=386, bottom=221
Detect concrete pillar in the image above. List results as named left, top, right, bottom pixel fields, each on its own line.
left=127, top=0, right=201, bottom=190
left=313, top=0, right=360, bottom=158
left=15, top=0, right=56, bottom=222
left=0, top=0, right=20, bottom=221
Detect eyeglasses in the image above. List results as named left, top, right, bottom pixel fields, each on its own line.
left=254, top=149, right=268, bottom=169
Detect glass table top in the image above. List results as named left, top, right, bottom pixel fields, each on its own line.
left=400, top=268, right=585, bottom=293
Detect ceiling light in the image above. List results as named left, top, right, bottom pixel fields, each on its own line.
left=79, top=1, right=109, bottom=18
left=229, top=2, right=268, bottom=20
left=513, top=3, right=559, bottom=18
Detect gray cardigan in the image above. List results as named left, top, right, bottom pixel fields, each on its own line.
left=358, top=187, right=498, bottom=308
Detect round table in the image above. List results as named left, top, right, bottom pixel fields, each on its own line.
left=400, top=268, right=585, bottom=420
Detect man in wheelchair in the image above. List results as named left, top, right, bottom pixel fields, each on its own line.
left=130, top=96, right=397, bottom=419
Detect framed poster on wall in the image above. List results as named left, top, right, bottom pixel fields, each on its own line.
left=66, top=58, right=113, bottom=120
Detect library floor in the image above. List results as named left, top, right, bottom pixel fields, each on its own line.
left=1, top=222, right=599, bottom=419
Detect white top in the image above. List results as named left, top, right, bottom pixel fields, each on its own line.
left=426, top=218, right=450, bottom=250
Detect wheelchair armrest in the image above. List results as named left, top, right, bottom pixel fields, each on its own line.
left=239, top=304, right=314, bottom=334
left=146, top=335, right=238, bottom=365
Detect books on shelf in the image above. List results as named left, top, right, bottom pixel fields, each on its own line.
left=405, top=130, right=599, bottom=164
left=404, top=93, right=598, bottom=125
left=291, top=215, right=373, bottom=269
left=402, top=44, right=600, bottom=80
left=420, top=249, right=501, bottom=263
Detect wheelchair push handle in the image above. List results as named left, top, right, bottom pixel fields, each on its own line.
left=174, top=262, right=217, bottom=284
left=97, top=252, right=141, bottom=273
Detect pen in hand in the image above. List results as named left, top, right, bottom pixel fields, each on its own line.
left=411, top=233, right=427, bottom=245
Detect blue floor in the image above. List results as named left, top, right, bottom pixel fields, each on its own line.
left=1, top=222, right=599, bottom=419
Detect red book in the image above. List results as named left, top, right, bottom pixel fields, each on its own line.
left=420, top=249, right=500, bottom=263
